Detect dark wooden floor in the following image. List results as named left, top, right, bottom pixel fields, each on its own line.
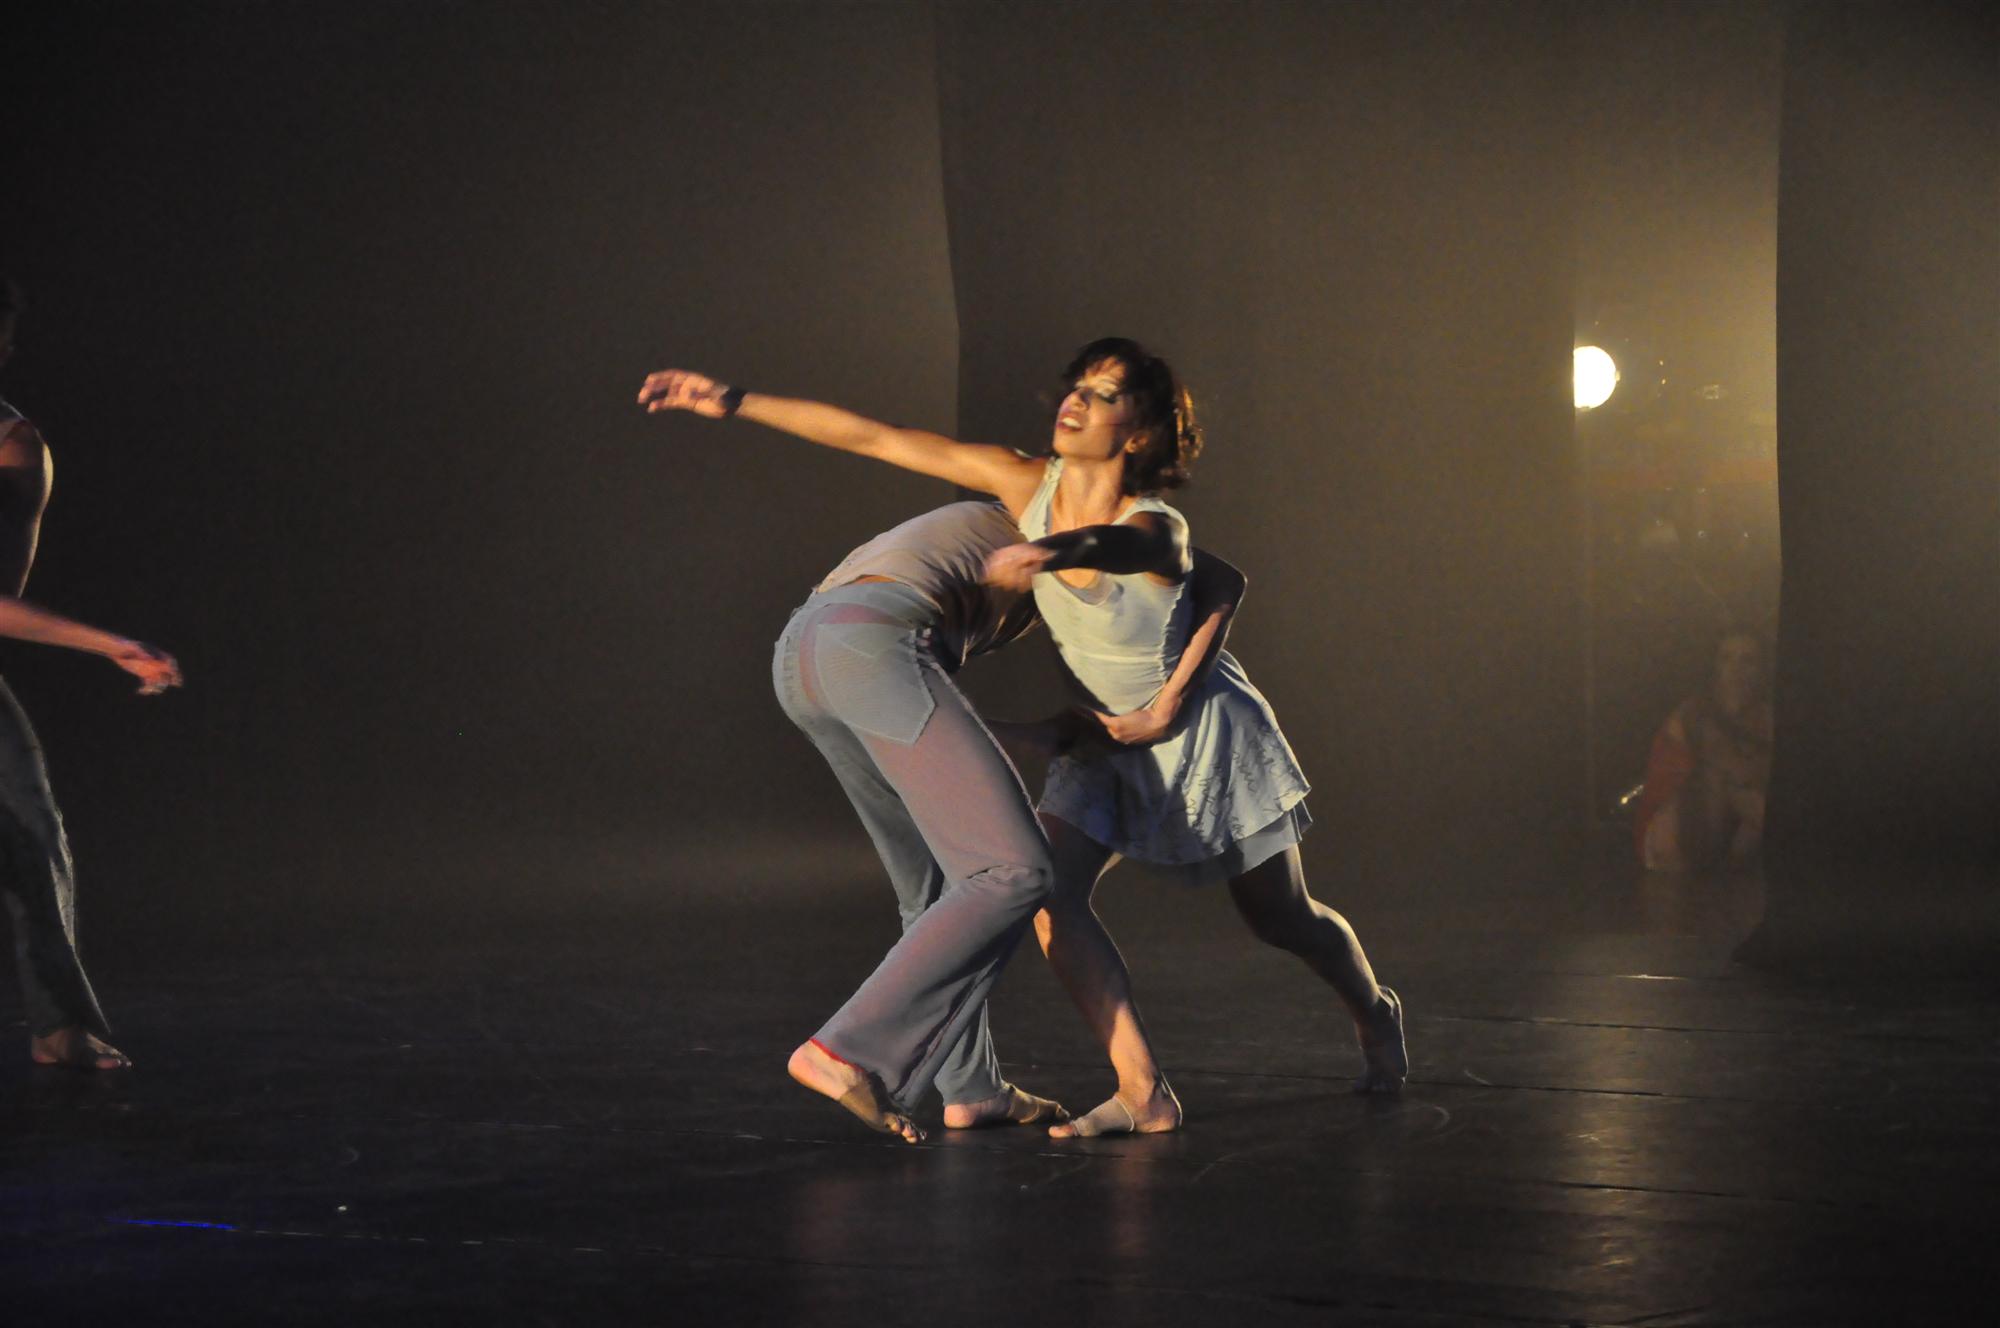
left=5, top=853, right=1995, bottom=1326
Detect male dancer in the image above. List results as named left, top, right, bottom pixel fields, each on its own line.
left=1, top=275, right=182, bottom=1070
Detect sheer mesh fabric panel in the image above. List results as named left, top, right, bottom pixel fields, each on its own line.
left=798, top=606, right=936, bottom=745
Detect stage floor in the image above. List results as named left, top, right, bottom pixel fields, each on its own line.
left=5, top=858, right=1994, bottom=1326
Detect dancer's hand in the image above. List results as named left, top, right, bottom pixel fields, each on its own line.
left=983, top=542, right=1054, bottom=592
left=1079, top=699, right=1179, bottom=747
left=108, top=640, right=182, bottom=696
left=637, top=369, right=733, bottom=417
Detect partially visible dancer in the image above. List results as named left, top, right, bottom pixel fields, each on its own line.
left=639, top=338, right=1404, bottom=1140
left=0, top=275, right=182, bottom=1071
left=1633, top=628, right=1773, bottom=873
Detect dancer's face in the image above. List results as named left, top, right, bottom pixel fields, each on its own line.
left=1051, top=358, right=1140, bottom=461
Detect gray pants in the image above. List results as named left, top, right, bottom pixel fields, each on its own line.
left=0, top=677, right=109, bottom=1039
left=773, top=582, right=1052, bottom=1110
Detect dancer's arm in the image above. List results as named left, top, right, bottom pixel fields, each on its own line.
left=1084, top=548, right=1246, bottom=747
left=983, top=511, right=1186, bottom=589
left=0, top=597, right=182, bottom=695
left=637, top=369, right=1045, bottom=513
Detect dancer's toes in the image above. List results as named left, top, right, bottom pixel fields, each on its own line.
left=942, top=1082, right=1069, bottom=1130
left=880, top=1109, right=925, bottom=1144
left=787, top=1040, right=925, bottom=1143
left=1354, top=986, right=1407, bottom=1096
left=30, top=1028, right=131, bottom=1072
left=1049, top=1081, right=1181, bottom=1138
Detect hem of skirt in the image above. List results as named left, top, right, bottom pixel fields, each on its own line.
left=1047, top=794, right=1313, bottom=878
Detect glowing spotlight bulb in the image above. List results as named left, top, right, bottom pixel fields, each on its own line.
left=1574, top=345, right=1619, bottom=410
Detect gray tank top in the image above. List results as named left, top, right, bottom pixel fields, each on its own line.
left=817, top=501, right=1040, bottom=671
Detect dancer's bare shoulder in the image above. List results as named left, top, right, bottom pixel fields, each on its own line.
left=0, top=413, right=45, bottom=458
left=0, top=418, right=51, bottom=496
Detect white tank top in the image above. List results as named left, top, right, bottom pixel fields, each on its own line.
left=1018, top=458, right=1193, bottom=714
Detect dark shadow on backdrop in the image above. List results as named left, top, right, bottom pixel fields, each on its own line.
left=1743, top=0, right=2000, bottom=974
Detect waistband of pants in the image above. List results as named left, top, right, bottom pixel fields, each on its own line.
left=791, top=579, right=942, bottom=631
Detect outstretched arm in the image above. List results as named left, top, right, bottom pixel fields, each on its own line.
left=637, top=369, right=1046, bottom=515
left=0, top=598, right=182, bottom=695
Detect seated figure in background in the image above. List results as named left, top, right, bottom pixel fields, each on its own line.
left=1633, top=629, right=1773, bottom=874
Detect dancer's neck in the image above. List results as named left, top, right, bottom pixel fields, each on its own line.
left=1052, top=457, right=1130, bottom=532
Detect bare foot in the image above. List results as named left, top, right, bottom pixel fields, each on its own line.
left=1049, top=1078, right=1181, bottom=1138
left=787, top=1040, right=924, bottom=1143
left=1354, top=986, right=1407, bottom=1095
left=30, top=1028, right=131, bottom=1072
left=942, top=1082, right=1069, bottom=1130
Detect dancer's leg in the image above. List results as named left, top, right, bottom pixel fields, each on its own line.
left=772, top=611, right=925, bottom=1141
left=1226, top=846, right=1378, bottom=1014
left=807, top=662, right=1053, bottom=1105
left=784, top=604, right=1055, bottom=1119
left=1227, top=845, right=1404, bottom=1093
left=1035, top=814, right=1181, bottom=1137
left=789, top=710, right=1006, bottom=1109
left=0, top=680, right=123, bottom=1070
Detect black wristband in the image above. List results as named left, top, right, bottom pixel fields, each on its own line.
left=719, top=385, right=747, bottom=416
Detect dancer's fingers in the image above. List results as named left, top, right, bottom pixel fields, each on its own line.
left=638, top=369, right=695, bottom=404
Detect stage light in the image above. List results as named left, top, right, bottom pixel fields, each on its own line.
left=1575, top=345, right=1619, bottom=410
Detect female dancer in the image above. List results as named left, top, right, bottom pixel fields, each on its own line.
left=989, top=338, right=1404, bottom=1136
left=638, top=339, right=1403, bottom=1139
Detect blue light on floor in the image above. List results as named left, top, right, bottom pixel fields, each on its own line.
left=122, top=1218, right=240, bottom=1232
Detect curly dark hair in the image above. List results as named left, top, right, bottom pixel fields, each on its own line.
left=1061, top=336, right=1203, bottom=496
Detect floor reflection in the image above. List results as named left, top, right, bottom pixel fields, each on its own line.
left=1629, top=864, right=1766, bottom=942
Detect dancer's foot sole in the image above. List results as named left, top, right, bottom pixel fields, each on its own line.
left=788, top=1040, right=924, bottom=1143
left=943, top=1082, right=1069, bottom=1130
left=1049, top=1081, right=1182, bottom=1138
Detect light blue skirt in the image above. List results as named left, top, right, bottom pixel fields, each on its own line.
left=1040, top=651, right=1313, bottom=886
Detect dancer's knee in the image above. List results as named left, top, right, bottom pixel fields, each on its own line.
left=968, top=858, right=1052, bottom=908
